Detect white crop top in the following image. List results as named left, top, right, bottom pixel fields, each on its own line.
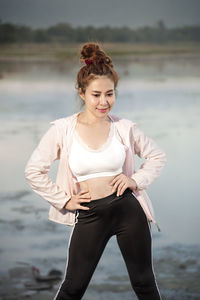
left=68, top=120, right=126, bottom=182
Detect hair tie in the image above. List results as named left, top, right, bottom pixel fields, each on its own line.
left=85, top=58, right=104, bottom=65
left=85, top=59, right=93, bottom=65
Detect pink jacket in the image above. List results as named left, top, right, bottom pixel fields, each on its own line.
left=24, top=112, right=166, bottom=231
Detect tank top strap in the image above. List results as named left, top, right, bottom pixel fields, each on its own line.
left=112, top=120, right=128, bottom=152
left=112, top=121, right=122, bottom=143
left=107, top=115, right=126, bottom=147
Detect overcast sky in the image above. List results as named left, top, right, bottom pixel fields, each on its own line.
left=0, top=0, right=199, bottom=29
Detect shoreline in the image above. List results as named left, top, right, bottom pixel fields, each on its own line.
left=0, top=42, right=200, bottom=63
left=0, top=243, right=199, bottom=300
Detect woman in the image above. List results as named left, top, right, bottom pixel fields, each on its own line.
left=25, top=42, right=166, bottom=299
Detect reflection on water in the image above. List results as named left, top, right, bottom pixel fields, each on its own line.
left=0, top=56, right=200, bottom=277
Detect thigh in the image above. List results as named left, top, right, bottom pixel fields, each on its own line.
left=64, top=211, right=111, bottom=285
left=116, top=192, right=153, bottom=276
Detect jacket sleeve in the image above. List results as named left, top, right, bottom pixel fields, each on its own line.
left=130, top=123, right=167, bottom=190
left=24, top=123, right=71, bottom=210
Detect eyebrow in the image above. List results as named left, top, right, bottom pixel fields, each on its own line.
left=92, top=89, right=114, bottom=93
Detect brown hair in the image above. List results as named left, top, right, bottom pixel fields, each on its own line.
left=75, top=42, right=119, bottom=108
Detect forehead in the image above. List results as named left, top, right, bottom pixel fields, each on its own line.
left=87, top=76, right=114, bottom=91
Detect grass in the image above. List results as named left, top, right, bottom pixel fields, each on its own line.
left=0, top=42, right=200, bottom=61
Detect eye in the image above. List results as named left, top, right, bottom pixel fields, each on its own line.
left=107, top=93, right=113, bottom=97
left=93, top=94, right=100, bottom=97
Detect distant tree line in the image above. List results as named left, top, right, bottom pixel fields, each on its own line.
left=0, top=20, right=199, bottom=44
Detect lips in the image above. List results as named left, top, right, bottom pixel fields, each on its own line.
left=97, top=108, right=109, bottom=112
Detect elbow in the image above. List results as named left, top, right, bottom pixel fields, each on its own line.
left=24, top=165, right=30, bottom=180
left=162, top=150, right=167, bottom=164
left=156, top=148, right=167, bottom=165
left=24, top=161, right=32, bottom=180
left=24, top=167, right=32, bottom=184
left=24, top=164, right=38, bottom=182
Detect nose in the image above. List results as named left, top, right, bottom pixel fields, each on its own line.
left=99, top=95, right=108, bottom=106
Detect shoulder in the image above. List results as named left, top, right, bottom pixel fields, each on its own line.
left=48, top=114, right=76, bottom=144
left=49, top=113, right=75, bottom=129
left=109, top=113, right=136, bottom=129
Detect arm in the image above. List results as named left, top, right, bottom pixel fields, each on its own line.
left=24, top=123, right=71, bottom=210
left=130, top=123, right=167, bottom=190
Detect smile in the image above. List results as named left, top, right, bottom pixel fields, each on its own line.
left=97, top=108, right=109, bottom=113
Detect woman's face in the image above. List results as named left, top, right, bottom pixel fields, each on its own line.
left=79, top=76, right=115, bottom=119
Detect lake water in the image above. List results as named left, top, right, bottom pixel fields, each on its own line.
left=0, top=54, right=200, bottom=298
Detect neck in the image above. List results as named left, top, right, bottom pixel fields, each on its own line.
left=78, top=111, right=110, bottom=125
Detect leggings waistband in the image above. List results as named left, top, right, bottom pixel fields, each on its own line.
left=81, top=188, right=133, bottom=208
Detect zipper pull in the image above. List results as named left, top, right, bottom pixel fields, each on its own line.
left=155, top=222, right=161, bottom=232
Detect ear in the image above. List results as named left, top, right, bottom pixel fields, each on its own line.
left=78, top=88, right=85, bottom=101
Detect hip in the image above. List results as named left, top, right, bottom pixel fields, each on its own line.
left=76, top=188, right=147, bottom=224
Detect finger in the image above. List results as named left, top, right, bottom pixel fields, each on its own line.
left=79, top=204, right=90, bottom=210
left=111, top=184, right=118, bottom=193
left=79, top=190, right=89, bottom=195
left=109, top=173, right=122, bottom=186
left=111, top=179, right=121, bottom=192
left=119, top=184, right=127, bottom=196
left=109, top=178, right=116, bottom=186
left=80, top=198, right=91, bottom=203
left=80, top=193, right=91, bottom=199
left=117, top=182, right=127, bottom=196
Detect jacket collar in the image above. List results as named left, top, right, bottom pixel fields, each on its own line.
left=71, top=111, right=116, bottom=124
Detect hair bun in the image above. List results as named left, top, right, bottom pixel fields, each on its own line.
left=80, top=42, right=113, bottom=67
left=80, top=43, right=100, bottom=60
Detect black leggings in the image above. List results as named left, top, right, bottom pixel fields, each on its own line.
left=54, top=188, right=161, bottom=300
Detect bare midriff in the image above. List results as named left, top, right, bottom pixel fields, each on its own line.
left=78, top=174, right=119, bottom=201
